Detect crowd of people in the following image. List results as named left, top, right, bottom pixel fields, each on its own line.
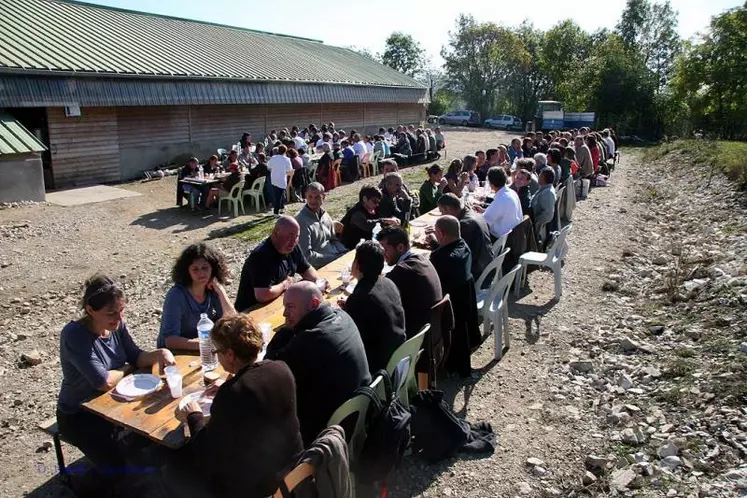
left=177, top=122, right=447, bottom=216
left=57, top=122, right=616, bottom=497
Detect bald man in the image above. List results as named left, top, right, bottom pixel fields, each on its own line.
left=429, top=215, right=476, bottom=377
left=266, top=281, right=370, bottom=445
left=234, top=216, right=319, bottom=312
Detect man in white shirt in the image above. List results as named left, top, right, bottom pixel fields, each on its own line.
left=268, top=145, right=293, bottom=215
left=291, top=130, right=306, bottom=151
left=476, top=167, right=523, bottom=239
left=352, top=133, right=367, bottom=160
left=602, top=130, right=615, bottom=158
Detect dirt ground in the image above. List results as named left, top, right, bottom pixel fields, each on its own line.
left=0, top=128, right=719, bottom=497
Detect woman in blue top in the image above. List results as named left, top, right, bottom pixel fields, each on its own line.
left=57, top=274, right=174, bottom=480
left=158, top=243, right=236, bottom=351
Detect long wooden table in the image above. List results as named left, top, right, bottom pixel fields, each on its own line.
left=82, top=354, right=225, bottom=449
left=82, top=208, right=444, bottom=449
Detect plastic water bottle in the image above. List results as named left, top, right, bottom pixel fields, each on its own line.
left=372, top=222, right=382, bottom=240
left=198, top=164, right=204, bottom=179
left=462, top=186, right=469, bottom=204
left=197, top=313, right=217, bottom=372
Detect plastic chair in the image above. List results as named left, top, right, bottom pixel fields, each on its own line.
left=370, top=150, right=382, bottom=176
left=326, top=376, right=382, bottom=463
left=491, top=229, right=511, bottom=255
left=332, top=159, right=342, bottom=187
left=216, top=148, right=227, bottom=161
left=285, top=170, right=295, bottom=203
left=553, top=185, right=566, bottom=233
left=487, top=264, right=521, bottom=360
left=385, top=326, right=428, bottom=408
left=475, top=248, right=510, bottom=334
left=218, top=180, right=245, bottom=218
left=360, top=152, right=371, bottom=178
left=242, top=177, right=265, bottom=212
left=273, top=462, right=314, bottom=498
left=515, top=224, right=572, bottom=299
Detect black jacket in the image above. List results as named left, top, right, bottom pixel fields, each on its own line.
left=458, top=208, right=494, bottom=281
left=266, top=303, right=371, bottom=446
left=344, top=276, right=406, bottom=373
left=186, top=360, right=303, bottom=498
left=386, top=253, right=443, bottom=339
left=340, top=202, right=377, bottom=250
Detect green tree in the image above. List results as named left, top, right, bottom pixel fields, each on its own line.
left=540, top=20, right=593, bottom=110
left=347, top=46, right=379, bottom=61
left=441, top=15, right=528, bottom=120
left=616, top=0, right=650, bottom=47
left=672, top=4, right=747, bottom=139
left=381, top=32, right=423, bottom=77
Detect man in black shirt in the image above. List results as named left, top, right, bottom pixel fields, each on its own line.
left=266, top=281, right=370, bottom=445
left=234, top=216, right=320, bottom=312
left=429, top=215, right=476, bottom=377
left=436, top=193, right=494, bottom=281
left=339, top=240, right=406, bottom=373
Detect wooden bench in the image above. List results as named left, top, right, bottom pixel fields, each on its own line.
left=38, top=417, right=70, bottom=484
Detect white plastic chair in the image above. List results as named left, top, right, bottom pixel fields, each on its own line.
left=385, top=326, right=428, bottom=408
left=370, top=150, right=383, bottom=176
left=487, top=264, right=521, bottom=360
left=218, top=180, right=245, bottom=218
left=492, top=229, right=511, bottom=255
left=554, top=185, right=566, bottom=233
left=515, top=224, right=572, bottom=299
left=475, top=248, right=510, bottom=334
left=243, top=177, right=266, bottom=211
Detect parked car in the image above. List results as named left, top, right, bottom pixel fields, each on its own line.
left=438, top=110, right=481, bottom=127
left=426, top=115, right=440, bottom=124
left=484, top=115, right=522, bottom=130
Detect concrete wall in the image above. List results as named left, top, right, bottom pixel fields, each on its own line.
left=0, top=155, right=45, bottom=202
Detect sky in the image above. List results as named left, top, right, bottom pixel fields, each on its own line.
left=83, top=0, right=742, bottom=65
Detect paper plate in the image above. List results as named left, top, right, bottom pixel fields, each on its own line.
left=115, top=374, right=162, bottom=398
left=178, top=391, right=214, bottom=417
left=409, top=220, right=428, bottom=227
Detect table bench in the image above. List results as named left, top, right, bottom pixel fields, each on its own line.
left=37, top=417, right=70, bottom=484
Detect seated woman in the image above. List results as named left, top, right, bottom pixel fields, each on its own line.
left=173, top=314, right=303, bottom=498
left=339, top=185, right=399, bottom=249
left=158, top=243, right=236, bottom=351
left=203, top=154, right=221, bottom=175
left=57, top=275, right=174, bottom=481
left=443, top=158, right=468, bottom=195
left=419, top=164, right=447, bottom=214
left=177, top=157, right=200, bottom=207
left=245, top=153, right=268, bottom=190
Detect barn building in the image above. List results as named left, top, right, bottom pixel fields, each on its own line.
left=0, top=0, right=428, bottom=189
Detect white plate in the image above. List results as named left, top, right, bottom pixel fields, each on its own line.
left=178, top=391, right=214, bottom=417
left=115, top=374, right=162, bottom=398
left=409, top=220, right=428, bottom=227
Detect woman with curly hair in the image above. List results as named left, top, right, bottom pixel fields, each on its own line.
left=157, top=243, right=236, bottom=350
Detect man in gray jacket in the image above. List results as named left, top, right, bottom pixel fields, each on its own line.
left=574, top=136, right=594, bottom=178
left=530, top=167, right=557, bottom=249
left=295, top=182, right=347, bottom=267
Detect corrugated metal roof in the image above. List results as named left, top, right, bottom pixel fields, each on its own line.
left=0, top=75, right=429, bottom=107
left=0, top=0, right=426, bottom=90
left=0, top=113, right=46, bottom=155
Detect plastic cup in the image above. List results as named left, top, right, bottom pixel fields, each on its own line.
left=164, top=365, right=178, bottom=377
left=259, top=322, right=272, bottom=345
left=166, top=374, right=183, bottom=398
left=341, top=269, right=351, bottom=286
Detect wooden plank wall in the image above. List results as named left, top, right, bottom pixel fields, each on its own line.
left=47, top=107, right=120, bottom=187
left=47, top=102, right=426, bottom=187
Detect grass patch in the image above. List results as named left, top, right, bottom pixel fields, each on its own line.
left=644, top=139, right=747, bottom=189
left=664, top=356, right=695, bottom=378
left=673, top=347, right=695, bottom=358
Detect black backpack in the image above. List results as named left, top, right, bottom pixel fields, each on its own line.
left=354, top=369, right=411, bottom=484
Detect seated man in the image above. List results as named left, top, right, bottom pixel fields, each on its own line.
left=530, top=167, right=557, bottom=248
left=172, top=314, right=302, bottom=497
left=340, top=139, right=360, bottom=182
left=474, top=167, right=523, bottom=239
left=295, top=182, right=347, bottom=267
left=436, top=193, right=494, bottom=281
left=377, top=226, right=443, bottom=338
left=429, top=215, right=475, bottom=377
left=338, top=240, right=406, bottom=373
left=377, top=172, right=413, bottom=225
left=391, top=133, right=412, bottom=168
left=176, top=157, right=200, bottom=207
left=266, top=281, right=370, bottom=445
left=339, top=185, right=399, bottom=249
left=234, top=216, right=319, bottom=312
left=434, top=127, right=446, bottom=150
